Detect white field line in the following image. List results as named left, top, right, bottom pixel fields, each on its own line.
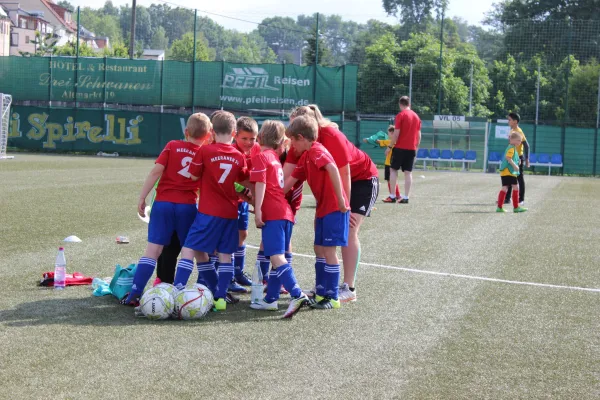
left=246, top=245, right=600, bottom=294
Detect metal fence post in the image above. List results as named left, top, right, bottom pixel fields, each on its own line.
left=533, top=64, right=541, bottom=153
left=562, top=19, right=573, bottom=157
left=594, top=73, right=600, bottom=175
left=409, top=63, right=413, bottom=103
left=437, top=7, right=445, bottom=115
left=191, top=9, right=197, bottom=113
left=48, top=54, right=52, bottom=106
left=341, top=63, right=346, bottom=136
left=468, top=61, right=474, bottom=116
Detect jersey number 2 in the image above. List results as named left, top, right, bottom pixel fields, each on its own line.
left=177, top=157, right=193, bottom=178
left=218, top=163, right=233, bottom=183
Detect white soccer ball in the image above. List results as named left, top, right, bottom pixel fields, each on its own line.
left=138, top=286, right=175, bottom=320
left=155, top=282, right=177, bottom=297
left=174, top=285, right=213, bottom=320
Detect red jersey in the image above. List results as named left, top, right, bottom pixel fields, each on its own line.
left=394, top=109, right=421, bottom=151
left=154, top=140, right=202, bottom=204
left=287, top=126, right=377, bottom=182
left=280, top=150, right=303, bottom=215
left=189, top=143, right=248, bottom=219
left=292, top=142, right=349, bottom=218
left=250, top=149, right=294, bottom=223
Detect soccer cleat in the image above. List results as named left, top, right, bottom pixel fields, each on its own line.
left=283, top=293, right=309, bottom=318
left=235, top=272, right=253, bottom=287
left=280, top=285, right=289, bottom=295
left=338, top=283, right=357, bottom=303
left=228, top=279, right=249, bottom=294
left=309, top=297, right=341, bottom=310
left=398, top=198, right=409, bottom=204
left=119, top=293, right=140, bottom=307
left=514, top=206, right=528, bottom=213
left=152, top=277, right=162, bottom=287
left=213, top=298, right=226, bottom=311
left=250, top=299, right=278, bottom=311
left=496, top=207, right=506, bottom=213
left=382, top=196, right=397, bottom=203
left=225, top=293, right=240, bottom=304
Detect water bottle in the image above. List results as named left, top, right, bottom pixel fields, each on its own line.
left=250, top=260, right=263, bottom=304
left=54, top=247, right=66, bottom=290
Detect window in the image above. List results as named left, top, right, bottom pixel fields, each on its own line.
left=11, top=33, right=18, bottom=46
left=20, top=18, right=26, bottom=28
left=0, top=22, right=3, bottom=34
left=25, top=35, right=30, bottom=44
left=65, top=12, right=71, bottom=23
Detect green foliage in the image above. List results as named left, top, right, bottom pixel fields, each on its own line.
left=304, top=28, right=333, bottom=66
left=19, top=32, right=57, bottom=56
left=150, top=26, right=169, bottom=50
left=54, top=41, right=97, bottom=57
left=169, top=32, right=212, bottom=62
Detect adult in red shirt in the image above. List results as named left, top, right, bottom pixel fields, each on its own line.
left=285, top=105, right=379, bottom=303
left=384, top=96, right=421, bottom=204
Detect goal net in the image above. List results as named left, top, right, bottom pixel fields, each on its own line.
left=0, top=93, right=13, bottom=160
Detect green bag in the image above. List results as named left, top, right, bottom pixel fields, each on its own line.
left=108, top=263, right=137, bottom=300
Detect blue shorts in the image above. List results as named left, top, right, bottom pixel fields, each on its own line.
left=315, top=211, right=350, bottom=247
left=184, top=212, right=238, bottom=255
left=148, top=202, right=197, bottom=246
left=262, top=220, right=294, bottom=257
left=238, top=202, right=249, bottom=231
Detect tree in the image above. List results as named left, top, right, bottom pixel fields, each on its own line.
left=169, top=32, right=212, bottom=62
left=57, top=0, right=74, bottom=11
left=80, top=8, right=122, bottom=42
left=150, top=26, right=169, bottom=50
left=304, top=27, right=333, bottom=66
left=103, top=41, right=129, bottom=58
left=101, top=0, right=119, bottom=17
left=54, top=41, right=97, bottom=57
left=381, top=0, right=447, bottom=33
left=348, top=19, right=396, bottom=64
left=257, top=16, right=306, bottom=53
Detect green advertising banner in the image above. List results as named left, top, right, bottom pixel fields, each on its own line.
left=0, top=57, right=357, bottom=112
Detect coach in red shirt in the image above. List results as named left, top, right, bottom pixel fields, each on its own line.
left=383, top=96, right=421, bottom=204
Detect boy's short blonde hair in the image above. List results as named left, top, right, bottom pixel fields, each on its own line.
left=259, top=120, right=286, bottom=149
left=186, top=113, right=211, bottom=139
left=387, top=125, right=395, bottom=133
left=510, top=132, right=522, bottom=141
left=212, top=111, right=236, bottom=136
left=237, top=116, right=258, bottom=135
left=210, top=110, right=224, bottom=122
left=286, top=115, right=318, bottom=142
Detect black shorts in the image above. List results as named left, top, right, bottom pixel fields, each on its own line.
left=384, top=165, right=391, bottom=181
left=391, top=148, right=416, bottom=172
left=350, top=177, right=379, bottom=217
left=501, top=175, right=518, bottom=186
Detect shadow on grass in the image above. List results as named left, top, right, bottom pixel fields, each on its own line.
left=0, top=294, right=300, bottom=327
left=437, top=203, right=493, bottom=207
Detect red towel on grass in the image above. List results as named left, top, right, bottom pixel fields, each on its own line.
left=39, top=272, right=93, bottom=287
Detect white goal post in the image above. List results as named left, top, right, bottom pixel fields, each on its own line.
left=0, top=93, right=13, bottom=160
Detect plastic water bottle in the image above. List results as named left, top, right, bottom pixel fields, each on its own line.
left=250, top=260, right=263, bottom=304
left=54, top=247, right=66, bottom=290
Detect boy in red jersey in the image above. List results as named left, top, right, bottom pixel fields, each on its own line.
left=121, top=113, right=212, bottom=306
left=249, top=121, right=309, bottom=318
left=229, top=116, right=261, bottom=292
left=173, top=111, right=249, bottom=311
left=284, top=116, right=350, bottom=310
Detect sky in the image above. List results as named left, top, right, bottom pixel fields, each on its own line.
left=68, top=0, right=497, bottom=32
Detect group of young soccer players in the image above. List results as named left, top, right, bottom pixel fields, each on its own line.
left=122, top=104, right=379, bottom=318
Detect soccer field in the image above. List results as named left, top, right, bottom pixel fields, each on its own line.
left=1, top=154, right=599, bottom=399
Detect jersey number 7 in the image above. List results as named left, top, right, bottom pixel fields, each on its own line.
left=218, top=163, right=232, bottom=183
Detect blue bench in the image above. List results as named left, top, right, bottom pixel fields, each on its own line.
left=488, top=152, right=564, bottom=175
left=416, top=148, right=477, bottom=170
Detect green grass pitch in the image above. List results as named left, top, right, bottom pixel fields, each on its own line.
left=1, top=154, right=599, bottom=399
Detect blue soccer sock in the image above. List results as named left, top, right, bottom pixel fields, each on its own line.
left=196, top=261, right=217, bottom=294
left=277, top=264, right=302, bottom=298
left=215, top=262, right=234, bottom=300
left=285, top=252, right=293, bottom=265
left=211, top=254, right=219, bottom=272
left=234, top=245, right=246, bottom=277
left=315, top=257, right=326, bottom=296
left=257, top=251, right=270, bottom=280
left=324, top=263, right=341, bottom=300
left=264, top=269, right=281, bottom=303
left=126, top=257, right=156, bottom=301
left=173, top=258, right=194, bottom=290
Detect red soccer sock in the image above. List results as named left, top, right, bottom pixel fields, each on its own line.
left=512, top=189, right=520, bottom=209
left=395, top=184, right=400, bottom=198
left=497, top=190, right=507, bottom=208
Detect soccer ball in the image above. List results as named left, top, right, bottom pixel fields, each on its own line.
left=155, top=282, right=177, bottom=297
left=138, top=286, right=175, bottom=320
left=174, top=285, right=213, bottom=320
